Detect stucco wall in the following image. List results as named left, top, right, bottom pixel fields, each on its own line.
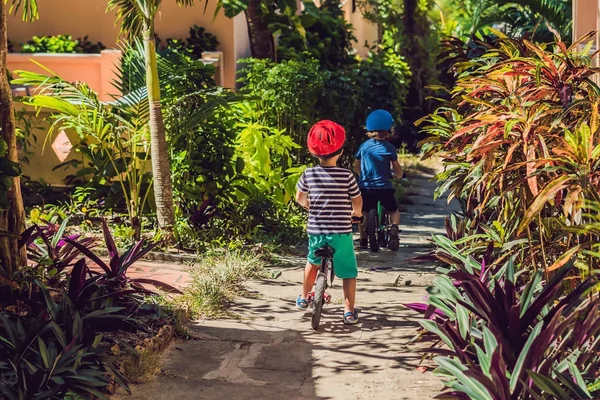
left=343, top=0, right=378, bottom=57
left=7, top=0, right=239, bottom=88
left=8, top=50, right=122, bottom=101
left=572, top=0, right=600, bottom=72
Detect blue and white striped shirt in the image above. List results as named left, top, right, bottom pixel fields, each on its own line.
left=297, top=166, right=361, bottom=235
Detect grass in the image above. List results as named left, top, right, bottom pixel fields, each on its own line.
left=177, top=250, right=267, bottom=318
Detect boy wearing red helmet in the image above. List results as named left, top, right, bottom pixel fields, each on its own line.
left=295, top=120, right=363, bottom=325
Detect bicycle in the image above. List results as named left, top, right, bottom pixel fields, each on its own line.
left=366, top=202, right=399, bottom=253
left=309, top=216, right=362, bottom=330
left=309, top=245, right=334, bottom=330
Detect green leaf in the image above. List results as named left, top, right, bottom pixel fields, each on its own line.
left=568, top=362, right=592, bottom=398
left=456, top=304, right=469, bottom=339
left=434, top=357, right=494, bottom=400
left=420, top=320, right=456, bottom=351
left=474, top=344, right=492, bottom=379
left=519, top=270, right=542, bottom=317
left=38, top=337, right=51, bottom=369
left=52, top=217, right=70, bottom=248
left=510, top=322, right=544, bottom=392
left=527, top=371, right=572, bottom=400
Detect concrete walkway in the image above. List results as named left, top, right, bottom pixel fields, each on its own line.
left=115, top=169, right=459, bottom=400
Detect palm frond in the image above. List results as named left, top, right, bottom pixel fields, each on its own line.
left=471, top=0, right=572, bottom=42
left=107, top=0, right=152, bottom=39
left=8, top=0, right=39, bottom=21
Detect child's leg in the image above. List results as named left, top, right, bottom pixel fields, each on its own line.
left=342, top=278, right=357, bottom=313
left=389, top=210, right=401, bottom=226
left=302, top=262, right=320, bottom=299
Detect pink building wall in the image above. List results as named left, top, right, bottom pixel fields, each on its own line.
left=7, top=0, right=240, bottom=88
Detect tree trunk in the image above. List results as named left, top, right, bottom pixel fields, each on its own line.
left=244, top=0, right=275, bottom=60
left=144, top=30, right=175, bottom=232
left=0, top=2, right=26, bottom=276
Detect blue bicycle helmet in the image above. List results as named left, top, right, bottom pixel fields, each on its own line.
left=366, top=109, right=394, bottom=132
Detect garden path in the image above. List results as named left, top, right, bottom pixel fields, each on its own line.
left=116, top=167, right=459, bottom=400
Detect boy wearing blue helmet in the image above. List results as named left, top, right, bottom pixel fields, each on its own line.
left=354, top=109, right=403, bottom=249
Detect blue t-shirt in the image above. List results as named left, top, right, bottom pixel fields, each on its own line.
left=355, top=139, right=397, bottom=189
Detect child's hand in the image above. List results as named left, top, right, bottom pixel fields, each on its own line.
left=352, top=209, right=362, bottom=218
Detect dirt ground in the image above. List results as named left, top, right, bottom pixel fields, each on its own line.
left=115, top=167, right=459, bottom=400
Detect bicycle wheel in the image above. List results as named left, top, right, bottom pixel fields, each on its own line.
left=311, top=272, right=326, bottom=330
left=378, top=208, right=388, bottom=248
left=367, top=208, right=379, bottom=252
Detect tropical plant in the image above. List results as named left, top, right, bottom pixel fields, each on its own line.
left=433, top=0, right=572, bottom=43
left=14, top=67, right=153, bottom=239
left=164, top=24, right=219, bottom=58
left=21, top=218, right=97, bottom=284
left=360, top=0, right=439, bottom=123
left=65, top=220, right=181, bottom=294
left=238, top=57, right=324, bottom=153
left=216, top=0, right=306, bottom=60
left=235, top=109, right=304, bottom=203
left=0, top=312, right=128, bottom=399
left=410, top=30, right=600, bottom=399
left=275, top=0, right=357, bottom=70
left=409, top=256, right=600, bottom=399
left=118, top=40, right=248, bottom=241
left=419, top=31, right=600, bottom=279
left=473, top=0, right=571, bottom=43
left=107, top=0, right=200, bottom=236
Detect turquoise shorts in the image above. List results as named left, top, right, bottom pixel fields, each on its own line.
left=307, top=233, right=358, bottom=279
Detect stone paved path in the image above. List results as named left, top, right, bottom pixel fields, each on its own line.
left=115, top=167, right=459, bottom=400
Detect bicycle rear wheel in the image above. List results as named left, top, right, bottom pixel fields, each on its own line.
left=367, top=208, right=379, bottom=252
left=311, top=272, right=326, bottom=330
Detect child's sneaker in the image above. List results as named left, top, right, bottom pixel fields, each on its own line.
left=296, top=295, right=309, bottom=310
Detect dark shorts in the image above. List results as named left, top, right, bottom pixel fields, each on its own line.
left=360, top=188, right=398, bottom=212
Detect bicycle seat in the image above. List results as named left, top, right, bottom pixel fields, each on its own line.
left=314, top=246, right=334, bottom=259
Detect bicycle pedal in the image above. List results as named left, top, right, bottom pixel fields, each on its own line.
left=324, top=293, right=332, bottom=303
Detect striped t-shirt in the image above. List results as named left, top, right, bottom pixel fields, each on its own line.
left=296, top=166, right=361, bottom=235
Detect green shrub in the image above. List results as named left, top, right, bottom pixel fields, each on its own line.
left=21, top=35, right=105, bottom=53
left=164, top=24, right=219, bottom=59
left=275, top=0, right=356, bottom=70
left=238, top=57, right=324, bottom=150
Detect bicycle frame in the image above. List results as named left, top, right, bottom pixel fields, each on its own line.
left=315, top=246, right=335, bottom=287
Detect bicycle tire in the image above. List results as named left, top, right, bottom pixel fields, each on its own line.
left=311, top=272, right=326, bottom=330
left=388, top=211, right=400, bottom=251
left=367, top=208, right=379, bottom=252
left=378, top=208, right=388, bottom=248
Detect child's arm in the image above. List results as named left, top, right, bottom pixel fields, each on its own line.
left=351, top=195, right=363, bottom=217
left=353, top=159, right=361, bottom=175
left=296, top=190, right=309, bottom=210
left=348, top=172, right=362, bottom=217
left=296, top=170, right=309, bottom=209
left=391, top=160, right=403, bottom=179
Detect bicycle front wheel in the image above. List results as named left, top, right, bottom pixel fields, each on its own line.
left=367, top=208, right=379, bottom=252
left=311, top=272, right=326, bottom=330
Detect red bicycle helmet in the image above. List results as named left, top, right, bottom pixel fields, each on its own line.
left=307, top=120, right=346, bottom=157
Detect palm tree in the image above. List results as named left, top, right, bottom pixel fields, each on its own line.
left=0, top=0, right=38, bottom=276
left=107, top=0, right=196, bottom=234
